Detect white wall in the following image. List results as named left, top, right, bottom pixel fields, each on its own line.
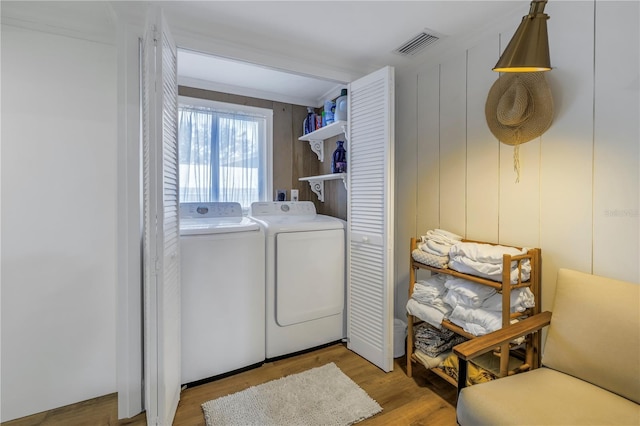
left=395, top=0, right=639, bottom=316
left=1, top=24, right=118, bottom=421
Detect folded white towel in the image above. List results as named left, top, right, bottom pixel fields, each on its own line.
left=406, top=298, right=451, bottom=329
left=418, top=242, right=448, bottom=256
left=424, top=234, right=452, bottom=246
left=444, top=277, right=497, bottom=308
left=432, top=229, right=463, bottom=241
left=416, top=275, right=448, bottom=292
left=427, top=239, right=451, bottom=256
left=449, top=318, right=492, bottom=337
left=481, top=287, right=536, bottom=312
left=448, top=305, right=503, bottom=335
left=412, top=283, right=444, bottom=304
left=448, top=308, right=526, bottom=345
left=418, top=229, right=463, bottom=258
left=449, top=242, right=528, bottom=264
left=444, top=290, right=490, bottom=310
left=417, top=241, right=449, bottom=256
left=449, top=316, right=525, bottom=345
left=422, top=230, right=462, bottom=247
left=449, top=256, right=531, bottom=284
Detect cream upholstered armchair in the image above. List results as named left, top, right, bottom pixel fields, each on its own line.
left=454, top=268, right=640, bottom=425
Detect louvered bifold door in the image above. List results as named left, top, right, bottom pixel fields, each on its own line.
left=347, top=66, right=395, bottom=372
left=142, top=6, right=181, bottom=426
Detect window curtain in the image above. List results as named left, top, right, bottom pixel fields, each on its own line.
left=178, top=105, right=262, bottom=209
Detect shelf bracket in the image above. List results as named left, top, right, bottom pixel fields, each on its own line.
left=298, top=173, right=347, bottom=202
left=307, top=139, right=324, bottom=162
left=341, top=123, right=349, bottom=143
left=304, top=179, right=324, bottom=202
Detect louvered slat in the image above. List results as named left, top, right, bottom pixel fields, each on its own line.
left=141, top=17, right=160, bottom=426
left=159, top=24, right=181, bottom=426
left=347, top=66, right=395, bottom=372
left=142, top=9, right=181, bottom=426
left=349, top=242, right=384, bottom=349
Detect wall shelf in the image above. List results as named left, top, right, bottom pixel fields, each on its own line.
left=299, top=173, right=347, bottom=202
left=298, top=120, right=348, bottom=162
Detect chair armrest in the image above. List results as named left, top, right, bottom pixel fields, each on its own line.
left=453, top=311, right=552, bottom=361
left=454, top=311, right=552, bottom=395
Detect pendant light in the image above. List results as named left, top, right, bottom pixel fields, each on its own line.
left=493, top=0, right=551, bottom=72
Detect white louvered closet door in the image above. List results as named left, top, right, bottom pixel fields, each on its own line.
left=347, top=66, right=395, bottom=372
left=142, top=6, right=181, bottom=426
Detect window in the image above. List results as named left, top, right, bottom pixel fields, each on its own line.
left=178, top=96, right=272, bottom=212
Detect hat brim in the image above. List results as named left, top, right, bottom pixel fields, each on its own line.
left=485, top=73, right=554, bottom=146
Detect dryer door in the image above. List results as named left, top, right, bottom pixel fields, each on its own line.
left=276, top=229, right=345, bottom=326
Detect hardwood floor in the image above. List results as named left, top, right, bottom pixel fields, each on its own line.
left=3, top=343, right=458, bottom=426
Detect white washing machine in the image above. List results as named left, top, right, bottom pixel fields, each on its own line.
left=180, top=202, right=265, bottom=384
left=250, top=201, right=346, bottom=359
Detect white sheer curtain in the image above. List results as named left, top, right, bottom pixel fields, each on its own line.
left=178, top=103, right=265, bottom=209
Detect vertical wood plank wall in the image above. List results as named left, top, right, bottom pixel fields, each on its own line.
left=394, top=71, right=418, bottom=310
left=416, top=67, right=440, bottom=236
left=466, top=37, right=500, bottom=243
left=539, top=2, right=595, bottom=309
left=593, top=2, right=640, bottom=280
left=395, top=1, right=639, bottom=316
left=438, top=56, right=467, bottom=236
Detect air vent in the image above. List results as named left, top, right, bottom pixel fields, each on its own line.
left=394, top=31, right=440, bottom=56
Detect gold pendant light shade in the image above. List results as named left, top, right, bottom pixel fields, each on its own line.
left=493, top=0, right=551, bottom=72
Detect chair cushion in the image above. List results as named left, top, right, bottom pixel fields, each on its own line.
left=457, top=368, right=640, bottom=426
left=543, top=268, right=640, bottom=403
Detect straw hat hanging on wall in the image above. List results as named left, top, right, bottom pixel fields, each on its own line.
left=485, top=72, right=554, bottom=181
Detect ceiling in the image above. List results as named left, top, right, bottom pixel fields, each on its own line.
left=164, top=1, right=527, bottom=106
left=177, top=49, right=346, bottom=107
left=1, top=1, right=528, bottom=106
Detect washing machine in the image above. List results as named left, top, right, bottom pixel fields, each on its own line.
left=180, top=202, right=265, bottom=385
left=250, top=201, right=346, bottom=359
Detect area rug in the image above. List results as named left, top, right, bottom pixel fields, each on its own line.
left=201, top=362, right=382, bottom=426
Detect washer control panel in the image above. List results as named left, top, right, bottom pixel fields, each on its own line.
left=250, top=201, right=316, bottom=216
left=180, top=202, right=243, bottom=219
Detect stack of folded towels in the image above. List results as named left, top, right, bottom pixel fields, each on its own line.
left=412, top=229, right=532, bottom=284
left=444, top=277, right=535, bottom=337
left=406, top=275, right=451, bottom=328
left=412, top=229, right=463, bottom=268
left=448, top=242, right=531, bottom=283
left=406, top=273, right=536, bottom=336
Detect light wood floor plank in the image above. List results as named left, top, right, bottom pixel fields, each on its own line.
left=2, top=343, right=457, bottom=426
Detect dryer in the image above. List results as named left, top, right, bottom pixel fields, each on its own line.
left=180, top=202, right=265, bottom=384
left=250, top=201, right=346, bottom=359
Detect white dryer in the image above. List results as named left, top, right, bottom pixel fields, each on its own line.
left=180, top=202, right=265, bottom=385
left=250, top=201, right=346, bottom=359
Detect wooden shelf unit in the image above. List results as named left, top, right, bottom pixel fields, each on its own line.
left=406, top=237, right=542, bottom=386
